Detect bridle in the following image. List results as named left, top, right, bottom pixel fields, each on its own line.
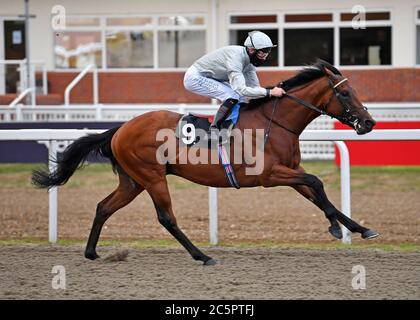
left=284, top=77, right=368, bottom=125
left=263, top=76, right=370, bottom=143
left=264, top=76, right=368, bottom=143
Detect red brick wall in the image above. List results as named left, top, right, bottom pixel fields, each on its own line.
left=48, top=72, right=209, bottom=104
left=47, top=68, right=420, bottom=104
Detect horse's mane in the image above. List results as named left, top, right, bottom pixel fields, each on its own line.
left=246, top=59, right=342, bottom=109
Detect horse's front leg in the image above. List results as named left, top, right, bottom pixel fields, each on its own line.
left=264, top=164, right=379, bottom=240
left=292, top=184, right=342, bottom=239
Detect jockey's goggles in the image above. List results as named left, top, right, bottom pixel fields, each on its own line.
left=256, top=47, right=272, bottom=59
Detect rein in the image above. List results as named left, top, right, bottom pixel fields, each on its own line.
left=263, top=77, right=357, bottom=144
left=283, top=78, right=349, bottom=120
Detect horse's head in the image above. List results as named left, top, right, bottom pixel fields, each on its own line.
left=321, top=66, right=376, bottom=135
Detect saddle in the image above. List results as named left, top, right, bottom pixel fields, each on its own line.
left=175, top=103, right=241, bottom=148
left=175, top=103, right=242, bottom=189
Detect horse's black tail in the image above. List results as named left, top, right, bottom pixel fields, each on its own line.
left=32, top=126, right=121, bottom=189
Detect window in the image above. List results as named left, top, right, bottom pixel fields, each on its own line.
left=340, top=27, right=391, bottom=65
left=157, top=16, right=206, bottom=68
left=339, top=11, right=391, bottom=66
left=55, top=31, right=102, bottom=68
left=283, top=13, right=334, bottom=66
left=106, top=17, right=152, bottom=26
left=416, top=10, right=420, bottom=65
left=66, top=17, right=100, bottom=27
left=230, top=15, right=277, bottom=24
left=417, top=26, right=420, bottom=65
left=340, top=12, right=390, bottom=21
left=158, top=30, right=206, bottom=68
left=284, top=28, right=333, bottom=66
left=53, top=14, right=206, bottom=69
left=158, top=16, right=204, bottom=26
left=285, top=13, right=332, bottom=23
left=106, top=31, right=153, bottom=68
left=228, top=10, right=392, bottom=67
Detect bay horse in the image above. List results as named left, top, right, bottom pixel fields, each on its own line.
left=32, top=60, right=379, bottom=265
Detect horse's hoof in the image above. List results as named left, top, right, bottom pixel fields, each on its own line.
left=362, top=229, right=380, bottom=240
left=85, top=251, right=100, bottom=260
left=203, top=258, right=217, bottom=266
left=329, top=226, right=343, bottom=239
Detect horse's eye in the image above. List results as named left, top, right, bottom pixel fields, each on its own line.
left=340, top=91, right=350, bottom=97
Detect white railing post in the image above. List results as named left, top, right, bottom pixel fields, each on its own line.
left=15, top=104, right=22, bottom=121
left=19, top=60, right=27, bottom=93
left=4, top=109, right=11, bottom=121
left=31, top=86, right=36, bottom=106
left=93, top=68, right=99, bottom=105
left=64, top=64, right=94, bottom=106
left=29, top=63, right=36, bottom=96
left=335, top=141, right=351, bottom=244
left=209, top=187, right=218, bottom=245
left=42, top=63, right=48, bottom=95
left=48, top=140, right=59, bottom=243
left=95, top=104, right=102, bottom=121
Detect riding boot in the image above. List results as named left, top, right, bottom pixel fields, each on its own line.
left=209, top=98, right=238, bottom=139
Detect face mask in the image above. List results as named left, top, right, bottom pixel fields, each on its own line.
left=248, top=47, right=271, bottom=66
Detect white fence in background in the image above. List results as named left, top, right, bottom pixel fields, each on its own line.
left=1, top=103, right=420, bottom=122
left=1, top=103, right=419, bottom=161
left=0, top=59, right=48, bottom=95
left=0, top=129, right=419, bottom=245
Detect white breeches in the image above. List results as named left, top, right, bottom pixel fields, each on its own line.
left=183, top=66, right=247, bottom=103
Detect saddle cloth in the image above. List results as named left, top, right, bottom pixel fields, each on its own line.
left=175, top=103, right=241, bottom=148
left=175, top=103, right=241, bottom=188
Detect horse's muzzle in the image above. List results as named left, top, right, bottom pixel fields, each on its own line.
left=356, top=119, right=376, bottom=135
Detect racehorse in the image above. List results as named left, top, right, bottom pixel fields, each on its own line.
left=32, top=60, right=379, bottom=265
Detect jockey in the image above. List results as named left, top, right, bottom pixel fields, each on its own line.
left=183, top=30, right=285, bottom=138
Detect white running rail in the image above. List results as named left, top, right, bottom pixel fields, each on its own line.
left=1, top=103, right=419, bottom=160
left=0, top=129, right=419, bottom=244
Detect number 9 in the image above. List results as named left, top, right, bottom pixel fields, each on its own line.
left=182, top=123, right=195, bottom=144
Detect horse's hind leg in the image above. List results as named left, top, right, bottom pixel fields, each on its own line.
left=292, top=166, right=342, bottom=239
left=85, top=167, right=144, bottom=260
left=147, top=179, right=216, bottom=266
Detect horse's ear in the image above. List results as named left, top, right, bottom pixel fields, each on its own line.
left=324, top=67, right=335, bottom=77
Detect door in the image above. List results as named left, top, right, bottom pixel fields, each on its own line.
left=3, top=20, right=26, bottom=93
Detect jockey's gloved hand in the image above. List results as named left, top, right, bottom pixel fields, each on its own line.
left=269, top=87, right=286, bottom=97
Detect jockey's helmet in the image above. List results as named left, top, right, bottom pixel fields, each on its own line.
left=244, top=31, right=277, bottom=66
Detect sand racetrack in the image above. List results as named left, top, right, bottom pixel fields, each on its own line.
left=0, top=163, right=419, bottom=300
left=0, top=245, right=419, bottom=300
